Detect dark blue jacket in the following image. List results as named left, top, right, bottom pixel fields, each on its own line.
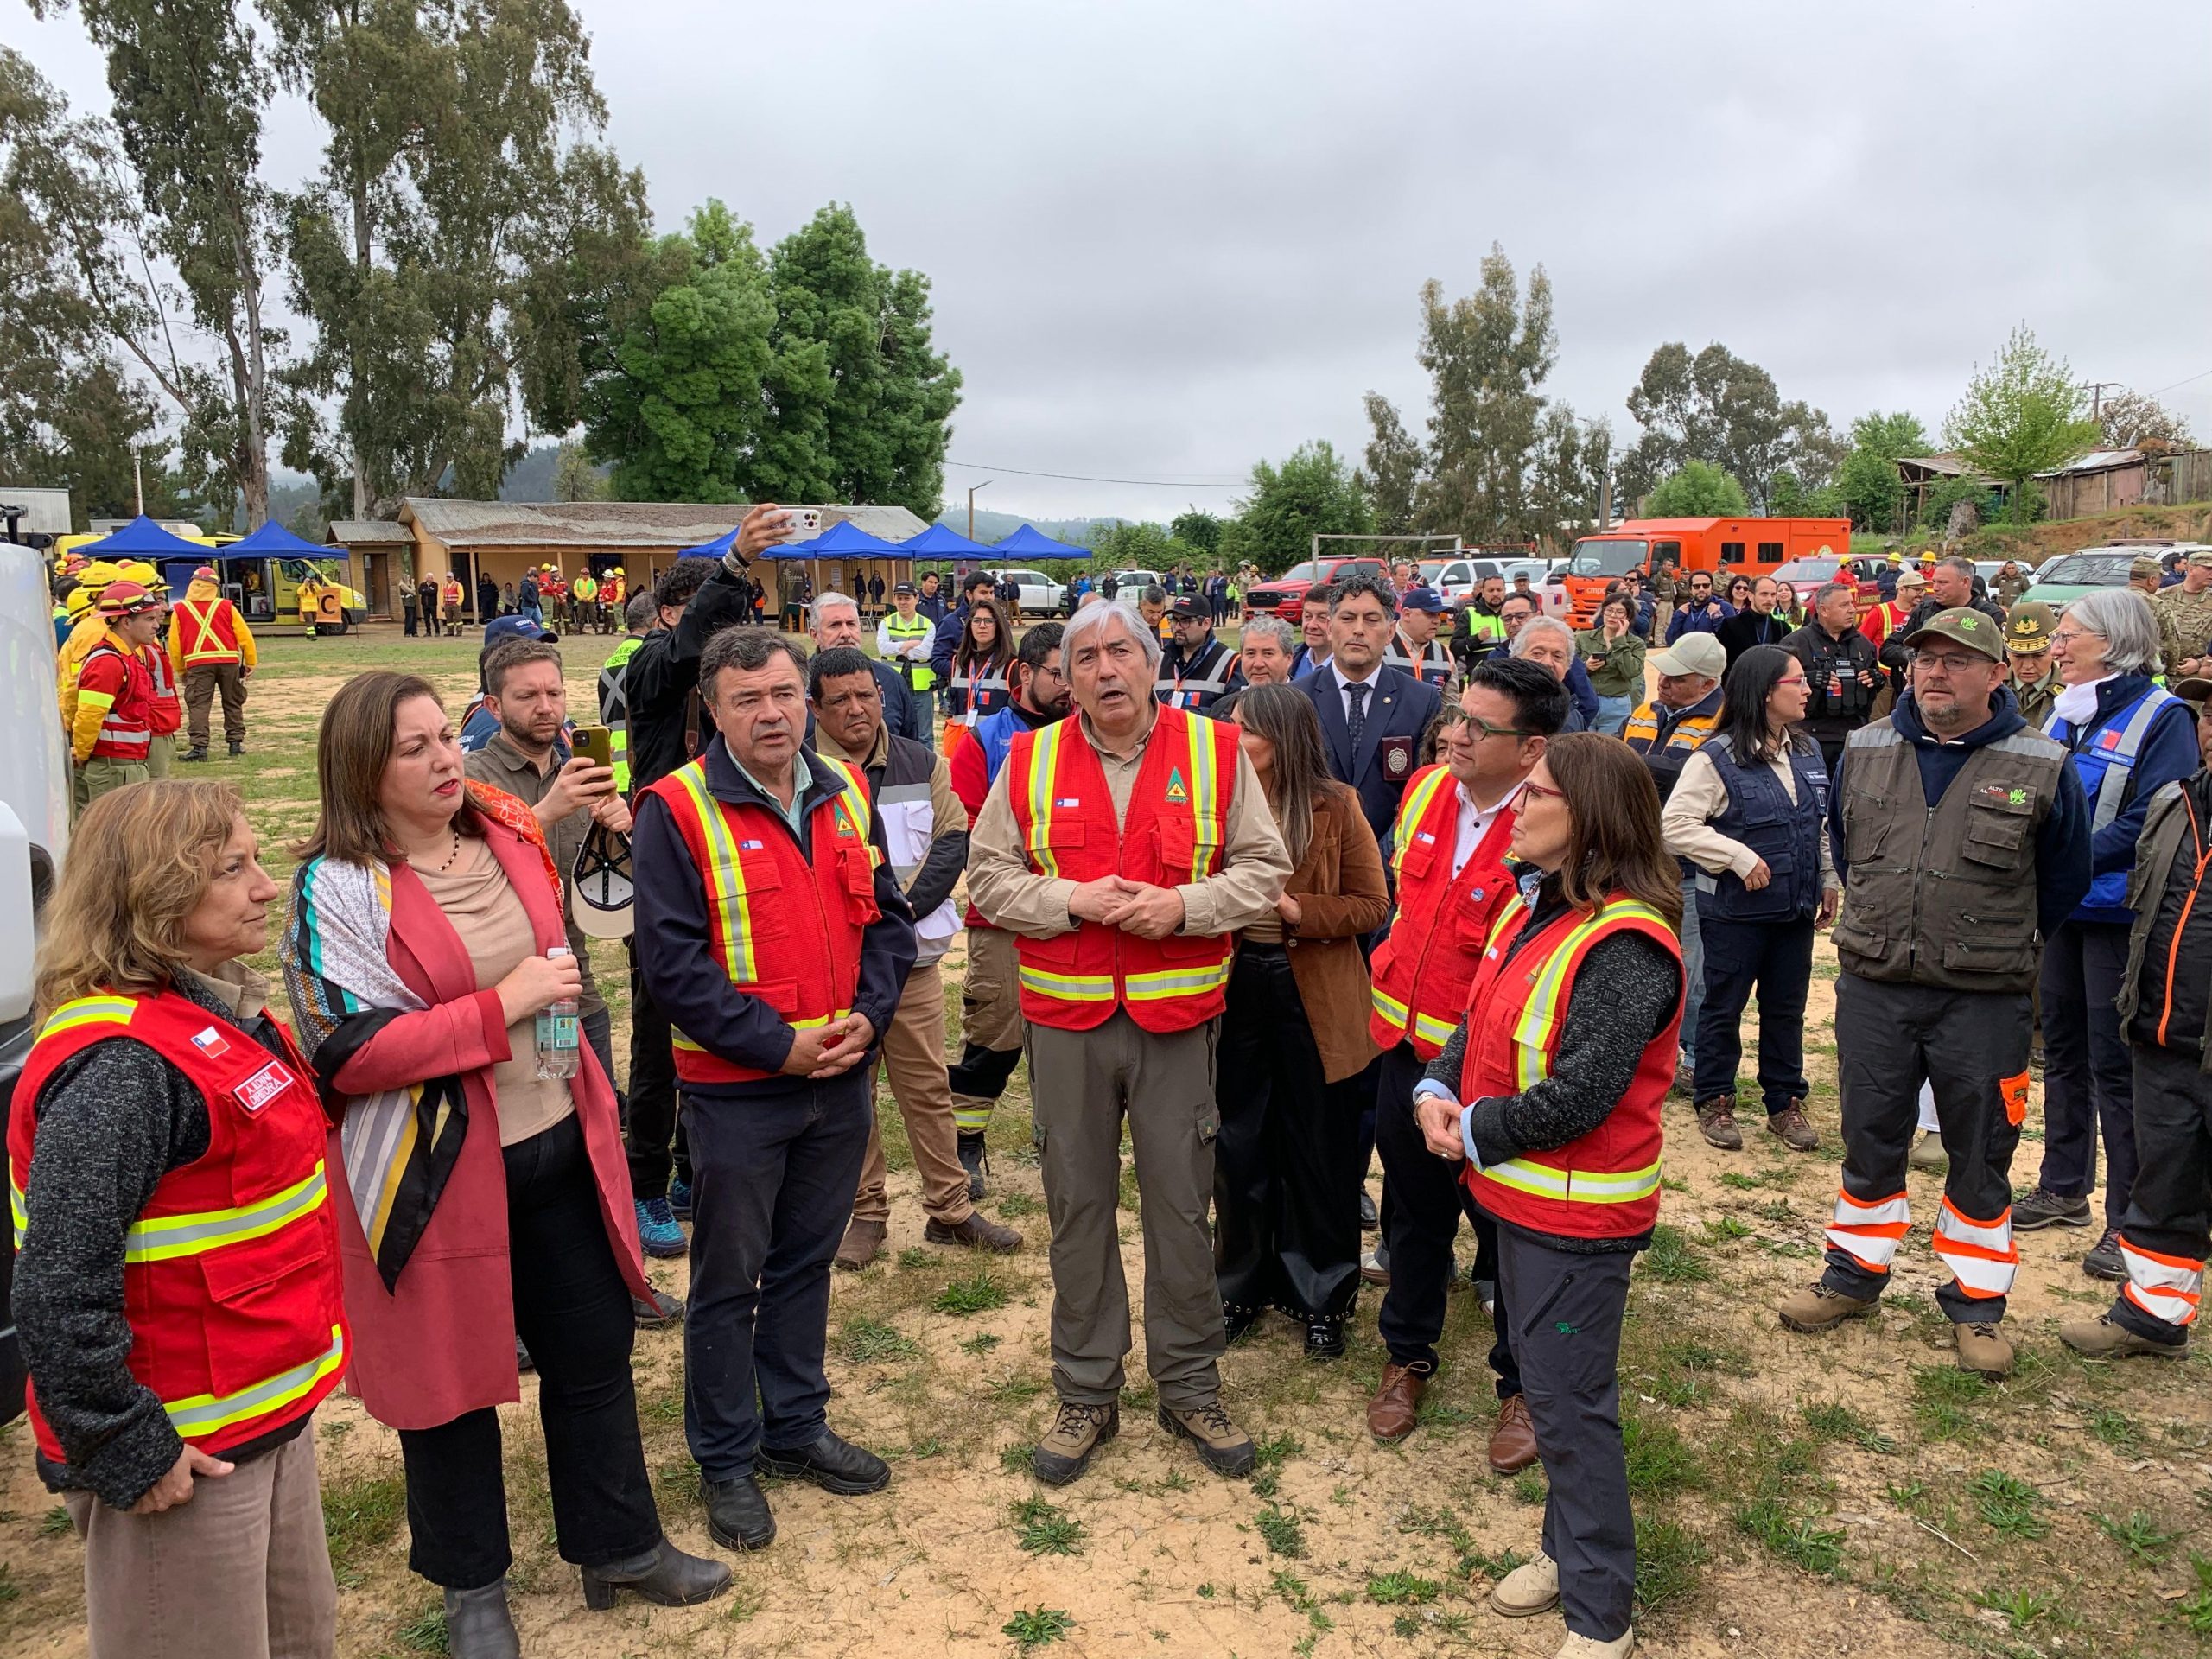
left=1666, top=599, right=1735, bottom=644
left=2044, top=671, right=2200, bottom=924
left=1564, top=657, right=1599, bottom=730
left=1831, top=687, right=2093, bottom=941
left=929, top=601, right=971, bottom=681
left=1696, top=733, right=1829, bottom=923
left=917, top=591, right=948, bottom=625
left=1295, top=664, right=1444, bottom=845
left=632, top=734, right=917, bottom=1100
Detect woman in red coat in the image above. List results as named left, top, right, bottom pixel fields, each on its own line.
left=282, top=671, right=728, bottom=1656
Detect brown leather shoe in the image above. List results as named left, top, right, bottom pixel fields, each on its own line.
left=1487, top=1392, right=1539, bottom=1474
left=1764, top=1100, right=1819, bottom=1152
left=1694, top=1096, right=1744, bottom=1151
left=924, top=1211, right=1023, bottom=1253
left=1366, top=1362, right=1427, bottom=1442
left=833, top=1217, right=887, bottom=1272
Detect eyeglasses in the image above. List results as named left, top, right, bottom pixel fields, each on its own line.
left=1440, top=707, right=1533, bottom=739
left=1519, top=779, right=1567, bottom=805
left=1912, top=651, right=1995, bottom=674
left=1775, top=674, right=1808, bottom=687
left=2049, top=627, right=2102, bottom=645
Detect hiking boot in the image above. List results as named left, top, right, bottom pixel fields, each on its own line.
left=758, top=1429, right=889, bottom=1495
left=1158, top=1399, right=1255, bottom=1478
left=924, top=1211, right=1022, bottom=1252
left=582, top=1539, right=732, bottom=1610
left=834, top=1217, right=887, bottom=1272
left=956, top=1130, right=989, bottom=1201
left=442, top=1579, right=521, bottom=1659
left=226, top=741, right=244, bottom=757
left=1671, top=1052, right=1694, bottom=1097
left=1360, top=1245, right=1391, bottom=1287
left=1694, top=1096, right=1743, bottom=1151
left=634, top=1196, right=686, bottom=1259
left=1764, top=1101, right=1819, bottom=1152
left=1303, top=1315, right=1344, bottom=1361
left=1488, top=1548, right=1559, bottom=1617
left=2082, top=1228, right=2126, bottom=1282
left=2012, top=1186, right=2091, bottom=1231
left=1556, top=1632, right=1635, bottom=1658
left=1908, top=1132, right=1948, bottom=1173
left=1777, top=1282, right=1877, bottom=1334
left=632, top=1287, right=683, bottom=1327
left=1033, top=1401, right=1118, bottom=1485
left=180, top=745, right=209, bottom=763
left=1954, top=1319, right=2013, bottom=1379
left=1366, top=1363, right=1427, bottom=1442
left=668, top=1174, right=693, bottom=1219
left=1487, top=1393, right=1539, bottom=1474
left=2058, top=1313, right=2188, bottom=1360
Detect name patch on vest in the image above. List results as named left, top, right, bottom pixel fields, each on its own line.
left=1977, top=783, right=2032, bottom=809
left=233, top=1059, right=296, bottom=1115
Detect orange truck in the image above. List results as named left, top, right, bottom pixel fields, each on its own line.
left=1545, top=516, right=1853, bottom=626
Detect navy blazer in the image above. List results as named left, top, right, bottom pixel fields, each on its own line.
left=1296, top=664, right=1444, bottom=846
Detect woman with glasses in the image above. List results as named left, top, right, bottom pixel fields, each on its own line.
left=1578, top=594, right=1645, bottom=736
left=1660, top=645, right=1838, bottom=1154
left=1212, top=684, right=1391, bottom=1358
left=1725, top=573, right=1754, bottom=613
left=1410, top=734, right=1684, bottom=1659
left=948, top=596, right=1015, bottom=728
left=2015, top=589, right=2199, bottom=1278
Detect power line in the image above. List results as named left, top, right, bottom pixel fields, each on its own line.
left=2146, top=366, right=2212, bottom=397
left=944, top=458, right=1248, bottom=490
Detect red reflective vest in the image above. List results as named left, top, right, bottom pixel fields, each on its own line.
left=1368, top=764, right=1519, bottom=1058
left=143, top=641, right=181, bottom=735
left=643, top=754, right=880, bottom=1085
left=174, top=596, right=245, bottom=665
left=1004, top=704, right=1238, bottom=1033
left=77, top=641, right=155, bottom=761
left=1459, top=892, right=1681, bottom=1240
left=8, top=989, right=348, bottom=1464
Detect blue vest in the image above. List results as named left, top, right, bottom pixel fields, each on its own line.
left=2048, top=682, right=2184, bottom=913
left=970, top=703, right=1027, bottom=789
left=1696, top=734, right=1828, bottom=923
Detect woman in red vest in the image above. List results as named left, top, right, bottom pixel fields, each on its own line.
left=1411, top=734, right=1685, bottom=1659
left=10, top=780, right=347, bottom=1659
left=281, top=671, right=728, bottom=1656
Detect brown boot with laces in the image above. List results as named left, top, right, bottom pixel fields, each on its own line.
left=1764, top=1099, right=1819, bottom=1152
left=1694, top=1095, right=1743, bottom=1150
left=1032, top=1401, right=1118, bottom=1485
left=1158, top=1399, right=1255, bottom=1477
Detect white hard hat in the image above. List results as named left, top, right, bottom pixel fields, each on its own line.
left=570, top=823, right=633, bottom=939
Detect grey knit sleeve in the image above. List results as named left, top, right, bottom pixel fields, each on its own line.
left=1422, top=1018, right=1471, bottom=1095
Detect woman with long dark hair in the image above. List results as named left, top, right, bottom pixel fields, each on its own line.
left=1212, top=683, right=1391, bottom=1358
left=1410, top=734, right=1683, bottom=1659
left=1578, top=594, right=1645, bottom=736
left=1725, top=573, right=1754, bottom=613
left=948, top=595, right=1015, bottom=727
left=1660, top=644, right=1836, bottom=1154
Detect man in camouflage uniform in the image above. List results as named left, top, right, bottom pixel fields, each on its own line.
left=2005, top=602, right=2061, bottom=729
left=2151, top=549, right=2212, bottom=682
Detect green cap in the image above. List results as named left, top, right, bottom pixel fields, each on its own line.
left=1903, top=606, right=2004, bottom=663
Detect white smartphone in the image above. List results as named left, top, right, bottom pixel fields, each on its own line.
left=783, top=507, right=822, bottom=542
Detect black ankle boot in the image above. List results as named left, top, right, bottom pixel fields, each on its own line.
left=442, top=1580, right=520, bottom=1659
left=1304, top=1315, right=1345, bottom=1361
left=956, top=1130, right=988, bottom=1200
left=582, top=1539, right=733, bottom=1610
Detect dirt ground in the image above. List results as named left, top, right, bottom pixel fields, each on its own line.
left=2, top=630, right=2207, bottom=1659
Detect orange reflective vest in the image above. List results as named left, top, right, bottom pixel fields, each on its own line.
left=643, top=753, right=880, bottom=1085
left=9, top=989, right=349, bottom=1464
left=1459, top=891, right=1681, bottom=1240
left=174, top=596, right=245, bottom=665
left=1368, top=765, right=1519, bottom=1058
left=1004, top=704, right=1238, bottom=1033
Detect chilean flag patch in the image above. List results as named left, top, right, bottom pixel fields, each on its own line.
left=740, top=839, right=765, bottom=850
left=2099, top=728, right=2123, bottom=750
left=190, top=1026, right=231, bottom=1060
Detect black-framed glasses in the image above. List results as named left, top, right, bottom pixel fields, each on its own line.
left=1440, top=707, right=1533, bottom=740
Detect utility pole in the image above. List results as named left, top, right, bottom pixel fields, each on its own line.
left=2086, top=381, right=2124, bottom=424
left=968, top=480, right=992, bottom=540
left=133, top=446, right=144, bottom=516
left=1598, top=469, right=1612, bottom=531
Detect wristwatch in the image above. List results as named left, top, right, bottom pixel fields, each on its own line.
left=721, top=546, right=753, bottom=579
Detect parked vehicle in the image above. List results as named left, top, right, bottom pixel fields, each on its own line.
left=1546, top=516, right=1851, bottom=626
left=982, top=567, right=1062, bottom=616
left=1242, top=556, right=1385, bottom=620
left=1418, top=554, right=1505, bottom=603
left=2018, top=547, right=2155, bottom=610
left=1770, top=556, right=1879, bottom=613
left=1109, top=568, right=1164, bottom=609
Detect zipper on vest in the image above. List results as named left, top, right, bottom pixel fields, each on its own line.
left=1910, top=803, right=1936, bottom=973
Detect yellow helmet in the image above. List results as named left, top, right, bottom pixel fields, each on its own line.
left=118, top=559, right=158, bottom=586
left=66, top=585, right=94, bottom=620
left=79, top=559, right=123, bottom=593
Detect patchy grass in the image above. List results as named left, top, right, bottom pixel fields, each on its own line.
left=1008, top=1496, right=1085, bottom=1556
left=933, top=1268, right=1010, bottom=1314
left=1001, top=1606, right=1075, bottom=1650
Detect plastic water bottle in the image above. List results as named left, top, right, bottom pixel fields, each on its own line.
left=536, top=946, right=581, bottom=1079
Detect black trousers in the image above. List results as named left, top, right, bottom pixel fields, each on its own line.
left=624, top=944, right=691, bottom=1199
left=2037, top=920, right=2139, bottom=1230
left=1821, top=974, right=2028, bottom=1323
left=1497, top=1226, right=1635, bottom=1643
left=398, top=1114, right=660, bottom=1589
left=1374, top=1042, right=1519, bottom=1394
left=2112, top=1042, right=2211, bottom=1342
left=946, top=1041, right=1022, bottom=1103
left=1692, top=913, right=1815, bottom=1115
left=1212, top=944, right=1362, bottom=1319
left=684, top=1073, right=870, bottom=1480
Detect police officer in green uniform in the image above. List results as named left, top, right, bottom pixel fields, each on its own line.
left=2005, top=601, right=2061, bottom=730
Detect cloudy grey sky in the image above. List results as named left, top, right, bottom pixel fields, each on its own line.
left=12, top=0, right=2211, bottom=522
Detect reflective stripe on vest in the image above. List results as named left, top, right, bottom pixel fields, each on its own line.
left=175, top=598, right=243, bottom=664
left=1485, top=893, right=1676, bottom=1090
left=885, top=616, right=937, bottom=690
left=1368, top=984, right=1458, bottom=1049
left=120, top=1164, right=329, bottom=1263
left=2047, top=686, right=2183, bottom=835
left=1382, top=636, right=1454, bottom=688
left=1021, top=715, right=1227, bottom=879
left=1156, top=640, right=1236, bottom=709
left=164, top=1325, right=347, bottom=1439
left=950, top=668, right=1009, bottom=721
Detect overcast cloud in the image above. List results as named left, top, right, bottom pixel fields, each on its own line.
left=10, top=0, right=2211, bottom=522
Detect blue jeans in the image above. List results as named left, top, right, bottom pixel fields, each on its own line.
left=1593, top=694, right=1633, bottom=735
left=1677, top=874, right=1703, bottom=1067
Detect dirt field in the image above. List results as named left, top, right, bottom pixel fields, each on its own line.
left=3, top=626, right=2207, bottom=1659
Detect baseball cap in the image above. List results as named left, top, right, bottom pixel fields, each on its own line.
left=2190, top=549, right=2212, bottom=569
left=1168, top=595, right=1210, bottom=620
left=483, top=613, right=558, bottom=646
left=2130, top=556, right=2163, bottom=581
left=2003, top=601, right=2059, bottom=652
left=2170, top=675, right=2212, bottom=707
left=98, top=579, right=162, bottom=617
left=1399, top=585, right=1444, bottom=613
left=1648, top=632, right=1726, bottom=679
left=1903, top=607, right=2004, bottom=662
left=893, top=581, right=918, bottom=597
left=1895, top=568, right=1926, bottom=589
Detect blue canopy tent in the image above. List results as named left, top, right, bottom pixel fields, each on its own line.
left=674, top=525, right=741, bottom=559
left=232, top=519, right=346, bottom=560
left=75, top=515, right=210, bottom=560
left=899, top=522, right=995, bottom=569
left=223, top=518, right=356, bottom=626
left=769, top=518, right=902, bottom=559
left=992, top=523, right=1091, bottom=561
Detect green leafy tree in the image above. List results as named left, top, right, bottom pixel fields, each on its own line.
left=1355, top=391, right=1423, bottom=535
left=550, top=435, right=607, bottom=501
left=1528, top=404, right=1613, bottom=553
left=1830, top=410, right=1929, bottom=531
left=1414, top=246, right=1556, bottom=541
left=1221, top=440, right=1373, bottom=575
left=1619, top=341, right=1840, bottom=514
left=1942, top=325, right=2101, bottom=522
left=1093, top=520, right=1199, bottom=573
left=1169, top=510, right=1223, bottom=557
left=1644, top=459, right=1748, bottom=518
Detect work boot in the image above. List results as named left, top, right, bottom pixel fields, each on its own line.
left=702, top=1475, right=775, bottom=1551
left=1764, top=1100, right=1819, bottom=1152
left=956, top=1129, right=989, bottom=1201
left=1670, top=1053, right=1694, bottom=1098
left=2058, top=1313, right=2188, bottom=1360
left=2012, top=1186, right=2091, bottom=1230
left=1953, top=1319, right=2013, bottom=1379
left=1487, top=1393, right=1539, bottom=1474
left=180, top=745, right=209, bottom=763
left=2082, top=1228, right=2126, bottom=1282
left=924, top=1211, right=1023, bottom=1252
left=1487, top=1549, right=1559, bottom=1617
left=632, top=1287, right=683, bottom=1328
left=582, top=1539, right=733, bottom=1610
left=1694, top=1096, right=1743, bottom=1151
left=1158, top=1399, right=1255, bottom=1478
left=834, top=1217, right=887, bottom=1272
left=1223, top=1302, right=1261, bottom=1344
left=1366, top=1363, right=1427, bottom=1442
left=1033, top=1401, right=1119, bottom=1485
left=1777, top=1282, right=1877, bottom=1334
left=634, top=1196, right=685, bottom=1259
left=1555, top=1631, right=1635, bottom=1658
left=1908, top=1132, right=1948, bottom=1173
left=226, top=740, right=244, bottom=757
left=442, top=1580, right=521, bottom=1659
left=758, top=1429, right=890, bottom=1495
left=1303, top=1315, right=1344, bottom=1361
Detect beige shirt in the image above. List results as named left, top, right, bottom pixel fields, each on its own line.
left=968, top=707, right=1290, bottom=941
left=416, top=836, right=575, bottom=1146
left=1662, top=745, right=1838, bottom=889
left=181, top=960, right=271, bottom=1024
left=462, top=732, right=603, bottom=1014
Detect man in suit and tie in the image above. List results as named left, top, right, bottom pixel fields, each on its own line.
left=1298, top=574, right=1445, bottom=847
